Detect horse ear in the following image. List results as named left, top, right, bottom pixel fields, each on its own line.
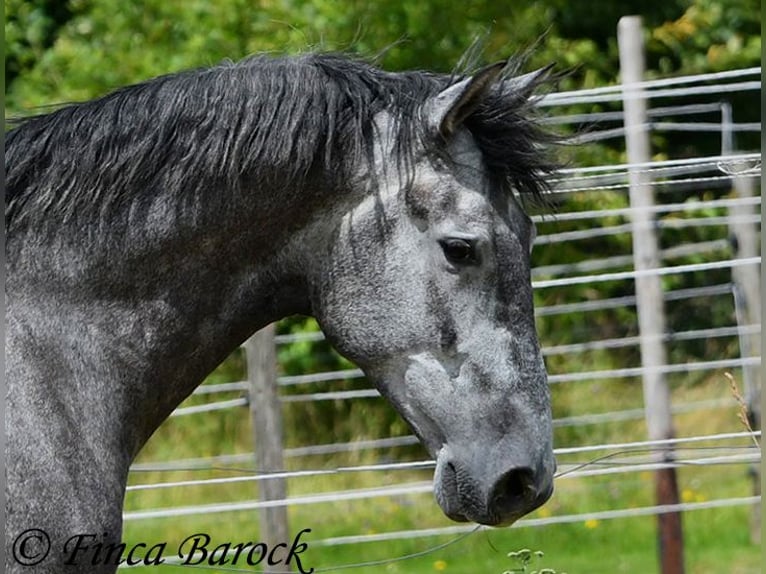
left=428, top=61, right=506, bottom=140
left=501, top=63, right=555, bottom=100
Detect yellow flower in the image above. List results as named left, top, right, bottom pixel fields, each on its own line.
left=681, top=489, right=695, bottom=503
left=433, top=559, right=448, bottom=571
left=584, top=518, right=600, bottom=529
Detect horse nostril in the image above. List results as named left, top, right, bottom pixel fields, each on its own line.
left=490, top=467, right=536, bottom=514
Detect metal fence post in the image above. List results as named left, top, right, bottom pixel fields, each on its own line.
left=246, top=324, right=291, bottom=572
left=618, top=15, right=685, bottom=574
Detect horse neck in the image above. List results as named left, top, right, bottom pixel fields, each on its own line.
left=7, top=178, right=331, bottom=460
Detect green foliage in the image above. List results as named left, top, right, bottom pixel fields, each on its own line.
left=650, top=0, right=761, bottom=74
left=4, top=0, right=75, bottom=89
left=7, top=0, right=760, bottom=104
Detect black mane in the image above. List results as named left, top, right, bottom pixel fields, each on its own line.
left=5, top=53, right=554, bottom=234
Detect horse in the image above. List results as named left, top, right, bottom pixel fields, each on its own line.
left=5, top=52, right=557, bottom=573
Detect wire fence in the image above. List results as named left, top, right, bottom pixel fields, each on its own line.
left=122, top=64, right=761, bottom=571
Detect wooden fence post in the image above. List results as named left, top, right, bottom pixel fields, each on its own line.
left=722, top=114, right=762, bottom=542
left=618, top=16, right=685, bottom=574
left=246, top=324, right=291, bottom=572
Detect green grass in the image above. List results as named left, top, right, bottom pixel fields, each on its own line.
left=119, top=370, right=761, bottom=573
left=119, top=501, right=759, bottom=573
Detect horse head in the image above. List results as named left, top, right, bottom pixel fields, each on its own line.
left=307, top=63, right=556, bottom=526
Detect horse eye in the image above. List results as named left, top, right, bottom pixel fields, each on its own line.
left=440, top=238, right=478, bottom=265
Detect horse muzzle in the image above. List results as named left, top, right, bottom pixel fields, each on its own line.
left=433, top=443, right=555, bottom=526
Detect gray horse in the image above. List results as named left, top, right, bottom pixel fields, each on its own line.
left=5, top=53, right=556, bottom=572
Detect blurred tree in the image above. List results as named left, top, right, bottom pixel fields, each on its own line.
left=651, top=0, right=761, bottom=73
left=5, top=0, right=76, bottom=89
left=6, top=1, right=760, bottom=108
